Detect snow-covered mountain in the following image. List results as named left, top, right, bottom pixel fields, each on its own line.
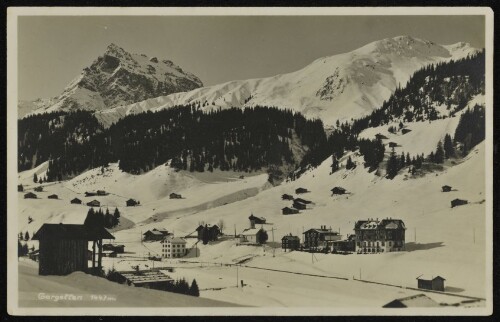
left=20, top=43, right=203, bottom=117
left=96, top=36, right=478, bottom=127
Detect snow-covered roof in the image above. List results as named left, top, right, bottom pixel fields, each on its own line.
left=383, top=294, right=439, bottom=308
left=162, top=237, right=186, bottom=244
left=241, top=228, right=263, bottom=236
left=119, top=270, right=173, bottom=285
left=416, top=274, right=446, bottom=281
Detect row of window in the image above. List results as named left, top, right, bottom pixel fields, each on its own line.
left=356, top=241, right=404, bottom=247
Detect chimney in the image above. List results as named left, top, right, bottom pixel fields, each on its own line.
left=250, top=220, right=255, bottom=229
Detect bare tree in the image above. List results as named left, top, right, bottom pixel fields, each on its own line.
left=217, top=219, right=225, bottom=234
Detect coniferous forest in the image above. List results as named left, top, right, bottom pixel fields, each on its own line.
left=18, top=51, right=485, bottom=182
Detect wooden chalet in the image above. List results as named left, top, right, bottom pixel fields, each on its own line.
left=383, top=294, right=439, bottom=308
left=18, top=184, right=24, bottom=192
left=331, top=235, right=356, bottom=252
left=126, top=198, right=139, bottom=207
left=24, top=192, right=37, bottom=199
left=451, top=198, right=468, bottom=208
left=388, top=142, right=398, bottom=148
left=71, top=198, right=82, bottom=204
left=417, top=275, right=446, bottom=292
left=248, top=214, right=266, bottom=227
left=32, top=223, right=114, bottom=276
left=34, top=186, right=44, bottom=192
left=281, top=194, right=294, bottom=200
left=48, top=194, right=58, bottom=199
left=303, top=226, right=341, bottom=249
left=103, top=243, right=125, bottom=253
left=240, top=227, right=267, bottom=245
left=294, top=198, right=311, bottom=204
left=196, top=224, right=221, bottom=242
left=331, top=187, right=347, bottom=195
left=292, top=200, right=307, bottom=210
left=86, top=200, right=101, bottom=207
left=169, top=192, right=182, bottom=199
left=375, top=133, right=388, bottom=140
left=143, top=228, right=171, bottom=241
left=441, top=185, right=452, bottom=192
left=282, top=207, right=299, bottom=215
left=85, top=191, right=97, bottom=197
left=281, top=234, right=300, bottom=251
left=97, top=190, right=108, bottom=196
left=295, top=187, right=309, bottom=194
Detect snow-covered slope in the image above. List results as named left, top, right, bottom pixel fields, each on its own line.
left=96, top=36, right=478, bottom=127
left=21, top=44, right=203, bottom=117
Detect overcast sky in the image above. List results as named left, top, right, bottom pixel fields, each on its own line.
left=18, top=15, right=485, bottom=101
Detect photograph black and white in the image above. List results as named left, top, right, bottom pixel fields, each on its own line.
left=7, top=7, right=493, bottom=315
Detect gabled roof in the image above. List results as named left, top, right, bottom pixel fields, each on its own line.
left=118, top=270, right=173, bottom=284
left=249, top=214, right=266, bottom=221
left=33, top=224, right=114, bottom=241
left=241, top=228, right=264, bottom=236
left=162, top=237, right=186, bottom=244
left=144, top=230, right=163, bottom=236
left=71, top=197, right=81, bottom=201
left=282, top=235, right=299, bottom=241
left=383, top=294, right=439, bottom=308
left=303, top=228, right=337, bottom=235
left=416, top=274, right=446, bottom=281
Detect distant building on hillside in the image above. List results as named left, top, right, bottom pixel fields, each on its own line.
left=294, top=198, right=311, bottom=204
left=417, top=275, right=446, bottom=292
left=442, top=185, right=452, bottom=192
left=18, top=184, right=24, bottom=192
left=383, top=294, right=439, bottom=308
left=24, top=192, right=37, bottom=199
left=126, top=198, right=139, bottom=207
left=292, top=200, right=307, bottom=210
left=375, top=133, right=388, bottom=140
left=451, top=198, right=468, bottom=208
left=161, top=237, right=187, bottom=258
left=97, top=190, right=108, bottom=196
left=388, top=142, right=398, bottom=148
left=281, top=194, right=294, bottom=200
left=48, top=194, right=58, bottom=199
left=70, top=198, right=82, bottom=204
left=354, top=218, right=406, bottom=253
left=103, top=243, right=125, bottom=254
left=401, top=128, right=412, bottom=135
left=282, top=207, right=299, bottom=215
left=281, top=234, right=300, bottom=251
left=86, top=200, right=100, bottom=207
left=85, top=191, right=97, bottom=197
left=303, top=226, right=341, bottom=249
left=169, top=193, right=182, bottom=199
left=34, top=186, right=43, bottom=192
left=331, top=187, right=347, bottom=195
left=295, top=187, right=309, bottom=194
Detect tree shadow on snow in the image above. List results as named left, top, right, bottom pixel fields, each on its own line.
left=405, top=242, right=445, bottom=252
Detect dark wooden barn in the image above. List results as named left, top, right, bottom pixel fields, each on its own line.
left=32, top=223, right=114, bottom=276
left=126, top=198, right=139, bottom=207
left=87, top=200, right=101, bottom=207
left=24, top=192, right=37, bottom=199
left=97, top=190, right=108, bottom=196
left=451, top=198, right=468, bottom=208
left=331, top=187, right=347, bottom=195
left=282, top=207, right=299, bottom=215
left=294, top=198, right=311, bottom=204
left=282, top=194, right=294, bottom=200
left=293, top=200, right=307, bottom=210
left=34, top=186, right=44, bottom=192
left=388, top=142, right=398, bottom=148
left=169, top=193, right=182, bottom=199
left=442, top=185, right=452, bottom=192
left=248, top=214, right=266, bottom=227
left=295, top=187, right=309, bottom=194
left=85, top=191, right=97, bottom=197
left=196, top=224, right=221, bottom=242
left=103, top=243, right=125, bottom=253
left=416, top=275, right=446, bottom=292
left=401, top=128, right=412, bottom=135
left=18, top=184, right=24, bottom=192
left=48, top=194, right=58, bottom=199
left=71, top=198, right=82, bottom=204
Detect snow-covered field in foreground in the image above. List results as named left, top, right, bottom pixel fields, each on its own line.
left=17, top=138, right=487, bottom=308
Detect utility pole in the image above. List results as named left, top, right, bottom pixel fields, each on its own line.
left=236, top=265, right=239, bottom=288
left=359, top=267, right=362, bottom=280
left=269, top=227, right=276, bottom=257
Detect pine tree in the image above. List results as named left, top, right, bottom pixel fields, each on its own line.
left=331, top=155, right=339, bottom=173
left=346, top=156, right=355, bottom=170
left=24, top=231, right=30, bottom=241
left=435, top=140, right=445, bottom=164
left=113, top=207, right=120, bottom=227
left=386, top=148, right=399, bottom=179
left=189, top=279, right=200, bottom=297
left=443, top=133, right=454, bottom=159
left=33, top=173, right=38, bottom=183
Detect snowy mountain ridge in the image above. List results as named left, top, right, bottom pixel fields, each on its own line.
left=20, top=43, right=203, bottom=117
left=95, top=35, right=479, bottom=127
